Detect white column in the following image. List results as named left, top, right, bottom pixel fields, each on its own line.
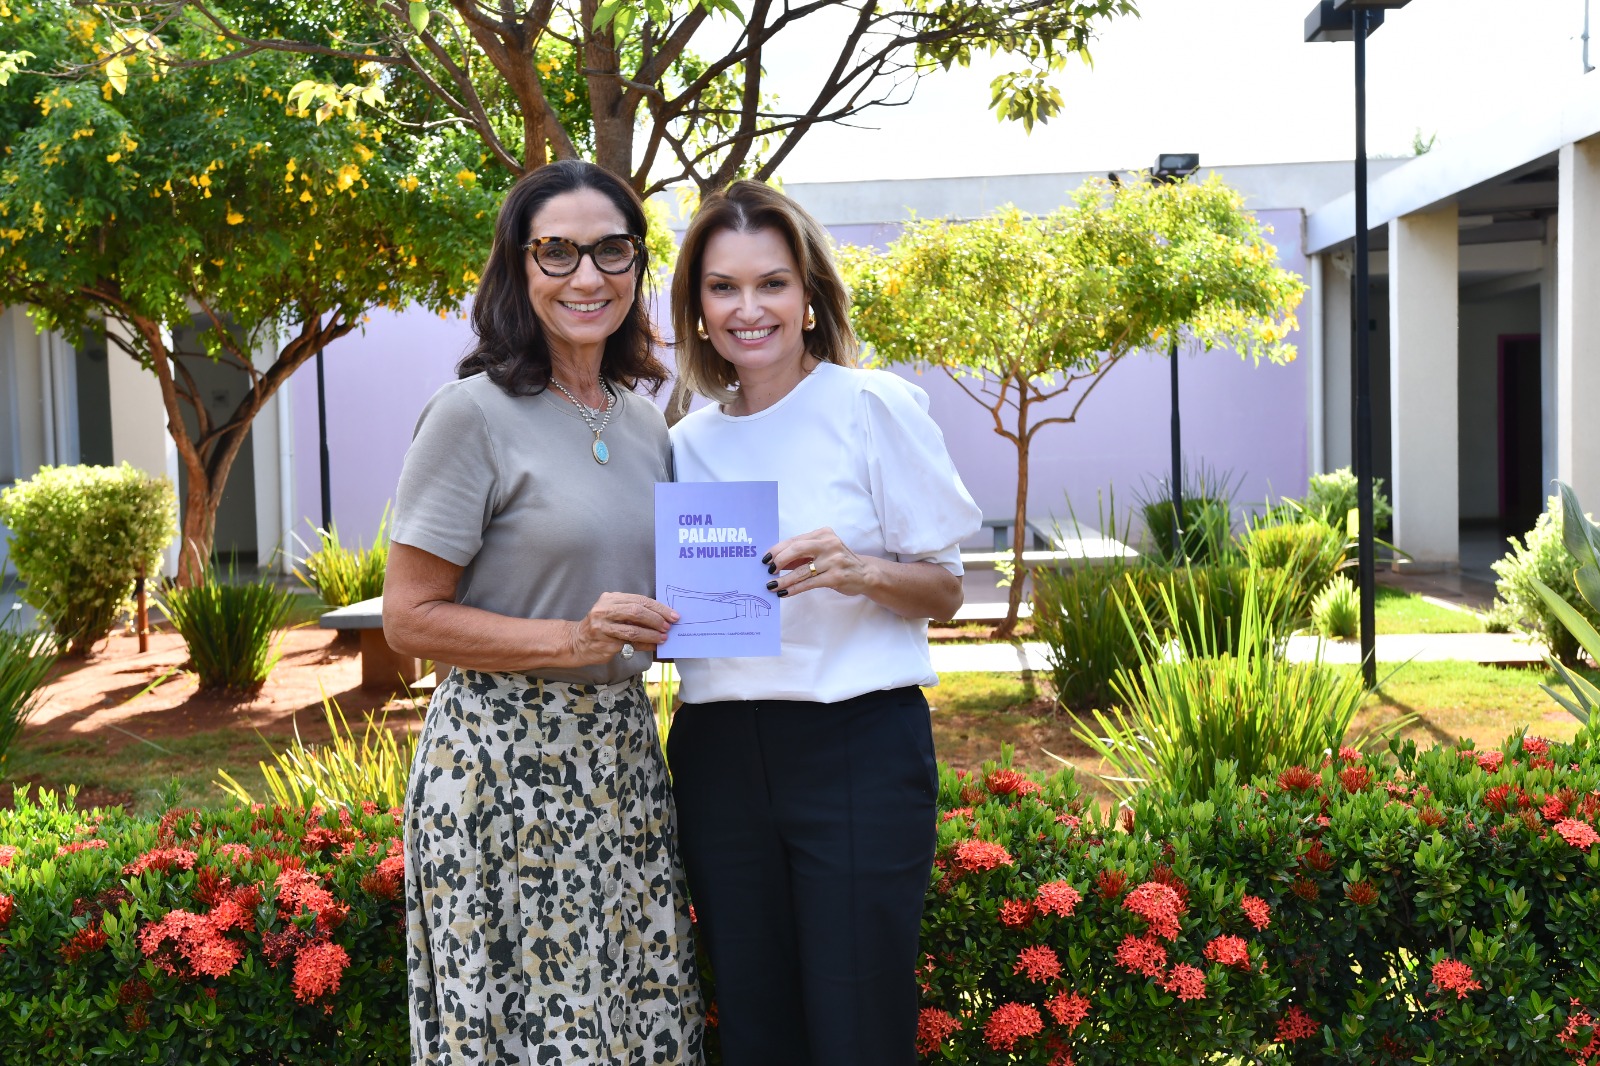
left=1388, top=203, right=1460, bottom=570
left=250, top=329, right=289, bottom=573
left=1322, top=252, right=1354, bottom=473
left=105, top=319, right=181, bottom=577
left=1557, top=135, right=1600, bottom=509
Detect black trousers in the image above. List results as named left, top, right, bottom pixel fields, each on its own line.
left=666, top=686, right=938, bottom=1066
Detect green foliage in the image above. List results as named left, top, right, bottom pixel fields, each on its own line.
left=0, top=787, right=408, bottom=1063
left=1491, top=494, right=1600, bottom=666
left=216, top=698, right=419, bottom=811
left=8, top=729, right=1600, bottom=1062
left=1242, top=517, right=1348, bottom=621
left=1074, top=571, right=1378, bottom=801
left=0, top=464, right=176, bottom=654
left=1312, top=574, right=1360, bottom=640
left=1032, top=565, right=1156, bottom=713
left=159, top=568, right=295, bottom=691
left=292, top=511, right=389, bottom=609
left=0, top=621, right=60, bottom=779
left=1160, top=563, right=1303, bottom=656
left=1295, top=466, right=1395, bottom=533
left=1530, top=482, right=1600, bottom=724
left=1139, top=496, right=1232, bottom=565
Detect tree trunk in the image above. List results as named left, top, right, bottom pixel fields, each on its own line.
left=994, top=392, right=1031, bottom=639
left=177, top=478, right=218, bottom=587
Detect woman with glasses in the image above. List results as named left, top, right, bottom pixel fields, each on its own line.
left=384, top=160, right=703, bottom=1065
left=665, top=181, right=981, bottom=1065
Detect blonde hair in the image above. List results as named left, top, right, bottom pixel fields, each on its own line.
left=671, top=180, right=857, bottom=405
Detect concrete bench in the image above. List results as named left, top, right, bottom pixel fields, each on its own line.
left=318, top=596, right=424, bottom=691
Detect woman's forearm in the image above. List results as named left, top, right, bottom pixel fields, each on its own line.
left=857, top=557, right=964, bottom=622
left=383, top=599, right=585, bottom=672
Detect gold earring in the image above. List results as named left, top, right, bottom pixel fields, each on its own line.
left=803, top=306, right=816, bottom=331
left=695, top=318, right=708, bottom=340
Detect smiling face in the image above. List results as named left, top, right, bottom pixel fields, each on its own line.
left=523, top=187, right=637, bottom=369
left=698, top=226, right=811, bottom=384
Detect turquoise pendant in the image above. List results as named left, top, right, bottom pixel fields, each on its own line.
left=592, top=435, right=610, bottom=465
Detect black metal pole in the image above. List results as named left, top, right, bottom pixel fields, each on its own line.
left=1169, top=336, right=1183, bottom=562
left=316, top=348, right=332, bottom=532
left=1353, top=8, right=1378, bottom=687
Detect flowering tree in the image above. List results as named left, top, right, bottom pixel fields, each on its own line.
left=0, top=4, right=500, bottom=583
left=843, top=176, right=1305, bottom=636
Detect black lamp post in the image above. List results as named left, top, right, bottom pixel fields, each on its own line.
left=316, top=347, right=332, bottom=532
left=1152, top=153, right=1201, bottom=561
left=1305, top=0, right=1411, bottom=688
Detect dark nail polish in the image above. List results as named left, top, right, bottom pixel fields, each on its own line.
left=767, top=565, right=776, bottom=575
left=776, top=589, right=789, bottom=598
left=760, top=552, right=772, bottom=564
left=766, top=580, right=778, bottom=591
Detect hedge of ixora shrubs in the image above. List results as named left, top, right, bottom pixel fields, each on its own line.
left=3, top=727, right=1599, bottom=1064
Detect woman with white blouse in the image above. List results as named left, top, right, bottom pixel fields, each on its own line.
left=666, top=180, right=982, bottom=1065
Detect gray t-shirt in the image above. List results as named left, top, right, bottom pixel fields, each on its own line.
left=392, top=372, right=670, bottom=685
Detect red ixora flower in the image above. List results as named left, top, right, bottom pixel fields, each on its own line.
left=1555, top=819, right=1600, bottom=851
left=1522, top=736, right=1551, bottom=757
left=1240, top=895, right=1271, bottom=930
left=56, top=839, right=109, bottom=857
left=1035, top=881, right=1082, bottom=918
left=1114, top=934, right=1168, bottom=978
left=1046, top=990, right=1091, bottom=1030
left=1161, top=963, right=1207, bottom=1001
left=291, top=940, right=351, bottom=1003
left=138, top=909, right=245, bottom=979
left=940, top=806, right=975, bottom=823
left=1096, top=870, right=1128, bottom=900
left=1338, top=765, right=1372, bottom=793
left=0, top=845, right=17, bottom=868
left=915, top=1008, right=962, bottom=1055
left=1417, top=806, right=1447, bottom=829
left=60, top=922, right=110, bottom=963
left=1124, top=881, right=1186, bottom=941
left=987, top=769, right=1042, bottom=798
left=1338, top=746, right=1362, bottom=763
left=1277, top=766, right=1320, bottom=793
left=998, top=899, right=1035, bottom=927
left=1014, top=945, right=1062, bottom=983
left=1344, top=880, right=1380, bottom=907
left=1431, top=958, right=1482, bottom=1000
left=1204, top=935, right=1252, bottom=971
left=1477, top=750, right=1505, bottom=773
left=1276, top=1005, right=1320, bottom=1042
left=123, top=847, right=198, bottom=877
left=984, top=1002, right=1043, bottom=1052
left=1291, top=877, right=1319, bottom=901
left=952, top=839, right=1014, bottom=874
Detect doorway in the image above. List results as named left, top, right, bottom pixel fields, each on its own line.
left=1496, top=333, right=1542, bottom=541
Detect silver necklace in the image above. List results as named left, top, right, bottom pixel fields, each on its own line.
left=549, top=374, right=617, bottom=465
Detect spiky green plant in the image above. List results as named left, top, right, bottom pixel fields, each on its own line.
left=0, top=616, right=60, bottom=777
left=292, top=507, right=390, bottom=609
left=216, top=696, right=420, bottom=811
left=159, top=566, right=295, bottom=691
left=1531, top=481, right=1600, bottom=725
left=1312, top=575, right=1361, bottom=640
left=1069, top=571, right=1391, bottom=801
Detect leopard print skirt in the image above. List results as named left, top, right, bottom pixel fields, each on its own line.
left=405, top=669, right=704, bottom=1065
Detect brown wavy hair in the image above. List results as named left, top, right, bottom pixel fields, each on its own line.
left=671, top=180, right=857, bottom=405
left=458, top=160, right=667, bottom=395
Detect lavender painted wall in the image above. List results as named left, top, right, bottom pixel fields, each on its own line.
left=289, top=207, right=1309, bottom=551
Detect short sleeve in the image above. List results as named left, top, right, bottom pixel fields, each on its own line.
left=391, top=382, right=500, bottom=567
left=860, top=371, right=982, bottom=574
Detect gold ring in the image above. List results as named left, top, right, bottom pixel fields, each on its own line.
left=808, top=562, right=818, bottom=574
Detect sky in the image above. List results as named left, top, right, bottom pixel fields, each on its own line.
left=738, top=0, right=1594, bottom=185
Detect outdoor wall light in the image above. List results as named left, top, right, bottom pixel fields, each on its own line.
left=1304, top=1, right=1384, bottom=42
left=1152, top=153, right=1200, bottom=182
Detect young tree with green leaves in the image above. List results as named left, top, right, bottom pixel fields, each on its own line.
left=842, top=176, right=1306, bottom=636
left=0, top=3, right=501, bottom=584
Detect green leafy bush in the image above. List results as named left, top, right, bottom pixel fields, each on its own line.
left=1074, top=574, right=1377, bottom=800
left=1140, top=496, right=1232, bottom=566
left=1295, top=465, right=1394, bottom=532
left=160, top=568, right=295, bottom=691
left=0, top=464, right=176, bottom=654
left=1241, top=517, right=1347, bottom=620
left=216, top=698, right=418, bottom=810
left=292, top=510, right=389, bottom=609
left=0, top=787, right=407, bottom=1064
left=1312, top=574, right=1360, bottom=640
left=1161, top=562, right=1303, bottom=655
left=1032, top=564, right=1157, bottom=713
left=0, top=621, right=59, bottom=777
left=1491, top=494, right=1600, bottom=665
left=7, top=728, right=1600, bottom=1064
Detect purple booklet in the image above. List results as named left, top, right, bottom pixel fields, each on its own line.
left=655, top=481, right=781, bottom=658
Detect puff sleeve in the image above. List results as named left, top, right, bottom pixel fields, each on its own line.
left=859, top=371, right=983, bottom=573
left=391, top=381, right=501, bottom=566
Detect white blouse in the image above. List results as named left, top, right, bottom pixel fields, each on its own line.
left=668, top=361, right=982, bottom=704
